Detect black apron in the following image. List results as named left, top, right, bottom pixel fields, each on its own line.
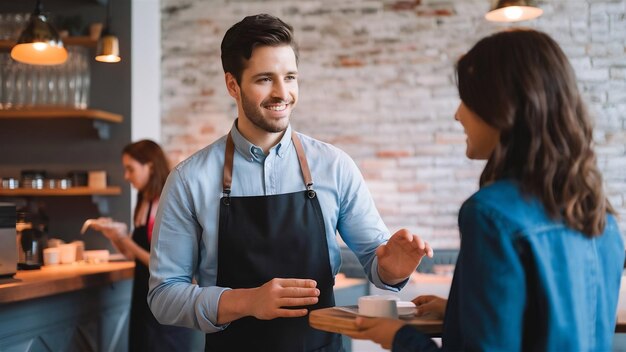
left=204, top=132, right=341, bottom=351
left=130, top=201, right=195, bottom=352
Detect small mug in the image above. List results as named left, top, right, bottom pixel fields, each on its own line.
left=358, top=295, right=399, bottom=318
left=43, top=247, right=60, bottom=266
left=58, top=243, right=77, bottom=264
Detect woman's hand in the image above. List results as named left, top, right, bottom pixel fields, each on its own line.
left=413, top=295, right=447, bottom=318
left=344, top=316, right=406, bottom=350
left=87, top=218, right=128, bottom=241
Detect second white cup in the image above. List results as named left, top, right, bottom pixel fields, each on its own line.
left=358, top=295, right=399, bottom=318
left=43, top=247, right=60, bottom=266
left=58, top=243, right=77, bottom=264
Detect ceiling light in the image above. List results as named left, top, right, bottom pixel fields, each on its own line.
left=485, top=0, right=543, bottom=22
left=10, top=0, right=68, bottom=65
left=95, top=0, right=121, bottom=63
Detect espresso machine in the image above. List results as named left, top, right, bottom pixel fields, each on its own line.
left=0, top=203, right=17, bottom=278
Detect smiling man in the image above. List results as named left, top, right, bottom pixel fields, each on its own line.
left=147, top=14, right=433, bottom=352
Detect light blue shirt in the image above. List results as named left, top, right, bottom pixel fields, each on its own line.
left=148, top=121, right=401, bottom=333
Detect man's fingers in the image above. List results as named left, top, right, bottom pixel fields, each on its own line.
left=390, top=230, right=433, bottom=256
left=411, top=235, right=425, bottom=250
left=278, top=296, right=319, bottom=307
left=424, top=243, right=434, bottom=258
left=274, top=308, right=309, bottom=318
left=392, top=229, right=412, bottom=242
left=276, top=278, right=317, bottom=288
left=414, top=237, right=433, bottom=257
left=282, top=286, right=320, bottom=297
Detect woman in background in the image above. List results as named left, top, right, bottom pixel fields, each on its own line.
left=88, top=140, right=196, bottom=352
left=345, top=29, right=624, bottom=351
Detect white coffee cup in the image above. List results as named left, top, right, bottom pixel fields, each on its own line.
left=43, top=247, right=61, bottom=266
left=358, top=295, right=399, bottom=318
left=72, top=240, right=85, bottom=261
left=58, top=243, right=77, bottom=264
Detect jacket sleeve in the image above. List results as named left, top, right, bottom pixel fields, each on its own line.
left=392, top=325, right=440, bottom=352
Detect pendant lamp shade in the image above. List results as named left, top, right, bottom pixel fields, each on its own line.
left=95, top=0, right=121, bottom=63
left=485, top=0, right=543, bottom=22
left=10, top=0, right=68, bottom=65
left=95, top=34, right=121, bottom=63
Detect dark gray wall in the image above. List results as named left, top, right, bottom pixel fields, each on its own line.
left=0, top=0, right=131, bottom=251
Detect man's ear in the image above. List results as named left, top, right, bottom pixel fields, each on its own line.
left=225, top=72, right=240, bottom=99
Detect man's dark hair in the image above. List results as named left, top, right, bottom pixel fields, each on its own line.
left=221, top=14, right=299, bottom=84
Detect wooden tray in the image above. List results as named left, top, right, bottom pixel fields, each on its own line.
left=309, top=306, right=443, bottom=336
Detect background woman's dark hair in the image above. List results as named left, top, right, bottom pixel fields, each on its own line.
left=456, top=28, right=614, bottom=236
left=122, top=140, right=171, bottom=220
left=221, top=13, right=298, bottom=84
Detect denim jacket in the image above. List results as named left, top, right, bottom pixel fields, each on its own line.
left=394, top=180, right=624, bottom=351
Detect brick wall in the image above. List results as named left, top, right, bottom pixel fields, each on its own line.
left=161, top=0, right=626, bottom=248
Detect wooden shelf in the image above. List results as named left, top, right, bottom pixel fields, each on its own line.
left=0, top=36, right=97, bottom=50
left=0, top=108, right=122, bottom=123
left=0, top=186, right=121, bottom=197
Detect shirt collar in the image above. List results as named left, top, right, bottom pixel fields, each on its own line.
left=229, top=119, right=293, bottom=162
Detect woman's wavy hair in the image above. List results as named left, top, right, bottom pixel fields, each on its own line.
left=456, top=29, right=614, bottom=237
left=122, top=140, right=171, bottom=220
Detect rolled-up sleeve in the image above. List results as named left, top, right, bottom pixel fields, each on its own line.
left=335, top=153, right=406, bottom=291
left=148, top=166, right=229, bottom=333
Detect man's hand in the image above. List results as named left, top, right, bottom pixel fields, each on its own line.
left=218, top=278, right=320, bottom=324
left=413, top=295, right=447, bottom=318
left=250, top=278, right=320, bottom=320
left=377, top=229, right=433, bottom=285
left=345, top=316, right=406, bottom=350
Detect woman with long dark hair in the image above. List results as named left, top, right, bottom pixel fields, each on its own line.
left=345, top=29, right=624, bottom=351
left=87, top=140, right=197, bottom=351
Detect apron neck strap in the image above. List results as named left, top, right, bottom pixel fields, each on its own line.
left=222, top=131, right=314, bottom=194
left=223, top=133, right=235, bottom=195
left=291, top=131, right=314, bottom=190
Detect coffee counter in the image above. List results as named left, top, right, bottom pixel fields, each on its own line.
left=0, top=264, right=366, bottom=351
left=0, top=261, right=135, bottom=304
left=0, top=262, right=135, bottom=351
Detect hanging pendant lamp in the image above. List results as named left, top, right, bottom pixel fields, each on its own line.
left=10, top=0, right=68, bottom=65
left=95, top=0, right=121, bottom=63
left=485, top=0, right=543, bottom=22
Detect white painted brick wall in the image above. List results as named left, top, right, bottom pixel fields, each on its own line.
left=161, top=0, right=626, bottom=248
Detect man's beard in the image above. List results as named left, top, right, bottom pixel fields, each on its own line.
left=241, top=91, right=291, bottom=133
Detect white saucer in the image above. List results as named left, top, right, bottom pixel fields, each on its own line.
left=396, top=301, right=417, bottom=317
left=335, top=301, right=417, bottom=317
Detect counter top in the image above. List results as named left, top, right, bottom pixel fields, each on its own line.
left=0, top=261, right=134, bottom=304
left=0, top=264, right=361, bottom=306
